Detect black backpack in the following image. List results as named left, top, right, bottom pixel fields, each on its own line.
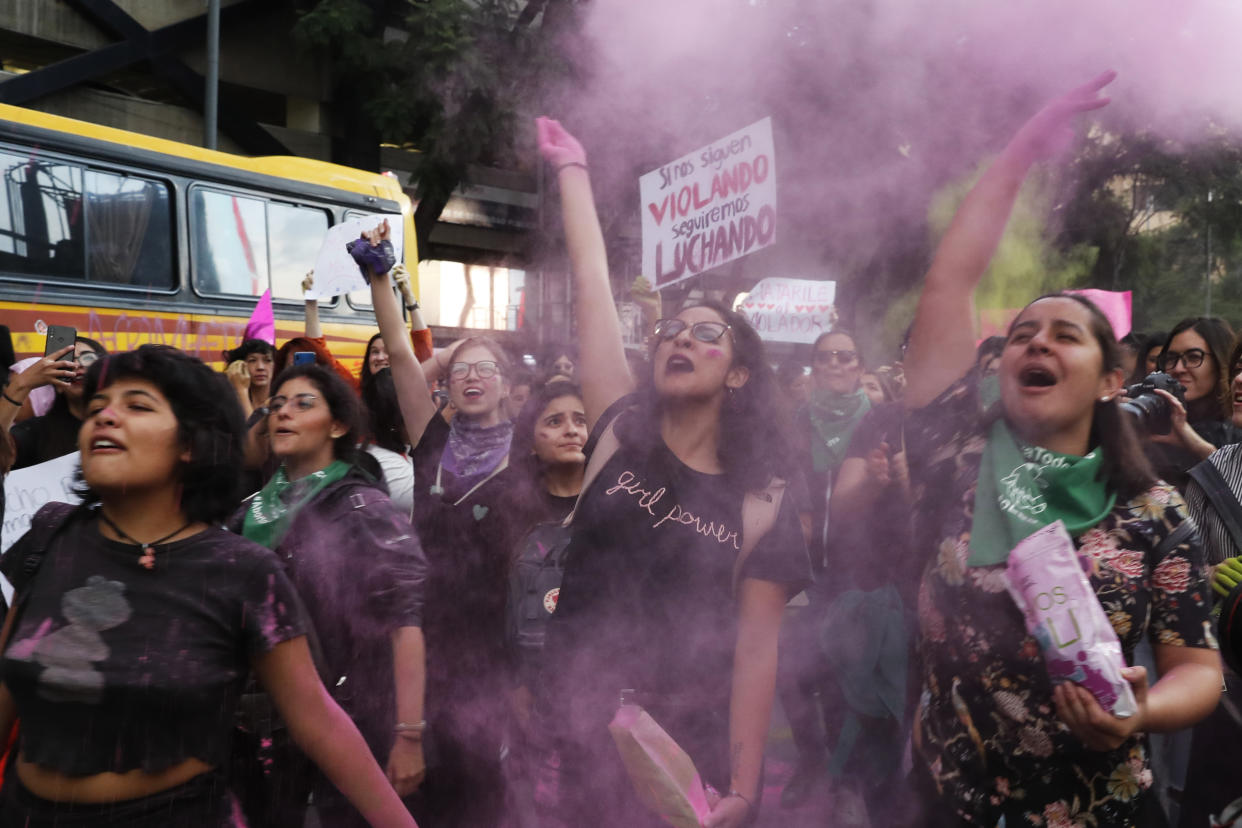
left=507, top=522, right=574, bottom=656
left=503, top=403, right=788, bottom=665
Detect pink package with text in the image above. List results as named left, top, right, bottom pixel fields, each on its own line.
left=1006, top=521, right=1137, bottom=718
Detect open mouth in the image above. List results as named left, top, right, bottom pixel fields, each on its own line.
left=666, top=354, right=694, bottom=374
left=90, top=437, right=124, bottom=453
left=1019, top=366, right=1057, bottom=388
left=462, top=387, right=484, bottom=401
left=273, top=427, right=296, bottom=437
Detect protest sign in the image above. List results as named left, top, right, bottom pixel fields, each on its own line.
left=978, top=289, right=1132, bottom=342
left=640, top=118, right=777, bottom=291
left=2, top=452, right=82, bottom=603
left=1066, top=289, right=1132, bottom=340
left=306, top=214, right=404, bottom=300
left=738, top=278, right=835, bottom=343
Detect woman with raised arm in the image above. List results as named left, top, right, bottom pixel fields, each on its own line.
left=362, top=224, right=519, bottom=828
left=534, top=117, right=811, bottom=828
left=903, top=73, right=1221, bottom=825
left=0, top=345, right=416, bottom=828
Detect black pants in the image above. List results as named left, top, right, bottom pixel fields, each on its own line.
left=0, top=770, right=235, bottom=828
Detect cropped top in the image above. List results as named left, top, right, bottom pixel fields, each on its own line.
left=0, top=510, right=304, bottom=776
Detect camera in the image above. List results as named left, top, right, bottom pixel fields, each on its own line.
left=1119, top=371, right=1186, bottom=435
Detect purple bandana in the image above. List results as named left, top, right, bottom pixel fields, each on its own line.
left=442, top=416, right=513, bottom=480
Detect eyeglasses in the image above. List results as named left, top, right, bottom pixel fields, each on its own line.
left=652, top=319, right=731, bottom=343
left=814, top=349, right=858, bottom=365
left=269, top=393, right=319, bottom=412
left=1160, top=348, right=1207, bottom=371
left=449, top=361, right=500, bottom=380
left=77, top=351, right=99, bottom=367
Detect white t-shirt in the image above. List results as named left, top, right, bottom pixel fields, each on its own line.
left=367, top=445, right=414, bottom=519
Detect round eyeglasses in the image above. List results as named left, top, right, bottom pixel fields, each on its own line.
left=449, top=360, right=500, bottom=381
left=652, top=318, right=731, bottom=343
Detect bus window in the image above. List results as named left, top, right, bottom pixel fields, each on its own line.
left=268, top=201, right=328, bottom=301
left=0, top=150, right=84, bottom=279
left=191, top=188, right=270, bottom=296
left=85, top=170, right=173, bottom=288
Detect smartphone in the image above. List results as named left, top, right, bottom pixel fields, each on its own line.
left=293, top=351, right=316, bottom=366
left=44, top=325, right=76, bottom=358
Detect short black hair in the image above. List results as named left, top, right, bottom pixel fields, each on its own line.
left=76, top=345, right=246, bottom=523
left=224, top=338, right=275, bottom=365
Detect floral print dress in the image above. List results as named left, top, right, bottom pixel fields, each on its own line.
left=906, top=370, right=1218, bottom=827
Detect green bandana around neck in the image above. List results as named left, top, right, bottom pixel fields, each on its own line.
left=242, top=460, right=353, bottom=549
left=807, top=388, right=872, bottom=473
left=968, top=418, right=1115, bottom=567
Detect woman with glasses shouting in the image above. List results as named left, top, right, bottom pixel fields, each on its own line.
left=359, top=221, right=519, bottom=828
left=234, top=362, right=427, bottom=827
left=534, top=117, right=810, bottom=828
left=1146, top=316, right=1242, bottom=491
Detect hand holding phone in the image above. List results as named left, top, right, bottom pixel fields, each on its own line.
left=44, top=325, right=76, bottom=358
left=12, top=344, right=76, bottom=395
left=293, top=351, right=316, bottom=366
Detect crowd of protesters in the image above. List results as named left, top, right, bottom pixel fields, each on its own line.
left=0, top=73, right=1240, bottom=828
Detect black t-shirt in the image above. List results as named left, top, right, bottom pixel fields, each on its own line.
left=410, top=415, right=529, bottom=700
left=546, top=408, right=811, bottom=768
left=0, top=514, right=304, bottom=775
left=834, top=403, right=914, bottom=596
left=10, top=400, right=80, bottom=471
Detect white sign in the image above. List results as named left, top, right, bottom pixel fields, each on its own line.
left=738, top=278, right=835, bottom=343
left=2, top=452, right=82, bottom=604
left=306, top=214, right=404, bottom=300
left=640, top=118, right=777, bottom=291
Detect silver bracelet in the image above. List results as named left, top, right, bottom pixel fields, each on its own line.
left=726, top=789, right=755, bottom=817
left=395, top=720, right=427, bottom=733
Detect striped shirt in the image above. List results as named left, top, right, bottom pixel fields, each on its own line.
left=1185, top=443, right=1242, bottom=566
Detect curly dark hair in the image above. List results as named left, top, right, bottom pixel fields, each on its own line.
left=510, top=380, right=584, bottom=462
left=620, top=300, right=795, bottom=491
left=75, top=345, right=246, bottom=523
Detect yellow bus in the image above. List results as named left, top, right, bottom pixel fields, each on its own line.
left=0, top=103, right=415, bottom=372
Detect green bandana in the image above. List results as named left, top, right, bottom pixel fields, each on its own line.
left=807, top=388, right=872, bottom=473
left=242, top=460, right=353, bottom=549
left=968, top=419, right=1115, bottom=567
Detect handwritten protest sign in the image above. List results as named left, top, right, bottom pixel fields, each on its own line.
left=640, top=118, right=777, bottom=291
left=306, top=214, right=404, bottom=300
left=738, top=278, right=835, bottom=343
left=2, top=452, right=81, bottom=603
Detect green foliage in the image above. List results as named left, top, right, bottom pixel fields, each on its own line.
left=1058, top=129, right=1242, bottom=332
left=292, top=0, right=570, bottom=211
